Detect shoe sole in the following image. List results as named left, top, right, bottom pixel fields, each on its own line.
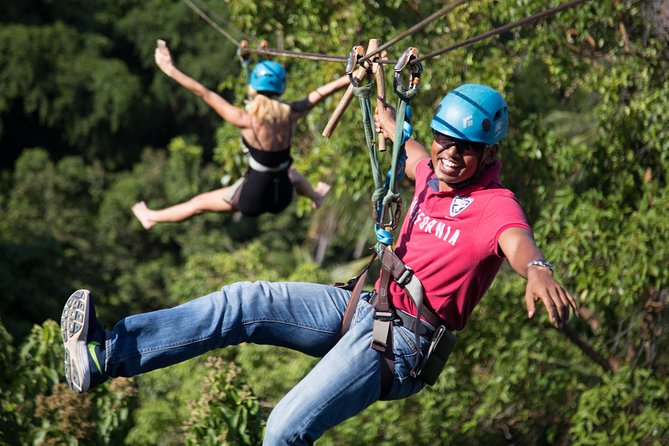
left=61, top=289, right=92, bottom=393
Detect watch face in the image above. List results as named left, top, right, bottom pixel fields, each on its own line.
left=529, top=260, right=553, bottom=271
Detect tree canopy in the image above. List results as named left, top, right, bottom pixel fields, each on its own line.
left=1, top=0, right=668, bottom=444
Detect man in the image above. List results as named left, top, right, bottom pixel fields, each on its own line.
left=61, top=83, right=578, bottom=445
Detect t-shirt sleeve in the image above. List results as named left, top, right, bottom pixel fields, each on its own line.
left=477, top=193, right=531, bottom=258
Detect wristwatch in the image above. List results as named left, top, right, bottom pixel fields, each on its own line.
left=527, top=258, right=554, bottom=272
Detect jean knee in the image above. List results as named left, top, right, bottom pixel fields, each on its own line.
left=264, top=411, right=304, bottom=446
left=221, top=280, right=268, bottom=302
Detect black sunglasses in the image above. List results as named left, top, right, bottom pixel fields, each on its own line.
left=433, top=131, right=487, bottom=155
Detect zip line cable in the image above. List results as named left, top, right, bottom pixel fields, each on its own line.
left=247, top=48, right=347, bottom=63
left=184, top=0, right=242, bottom=47
left=358, top=0, right=467, bottom=65
left=185, top=0, right=591, bottom=67
left=184, top=0, right=465, bottom=64
left=183, top=0, right=347, bottom=63
left=186, top=0, right=252, bottom=43
left=412, top=0, right=592, bottom=64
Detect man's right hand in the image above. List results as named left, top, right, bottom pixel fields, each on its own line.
left=374, top=105, right=396, bottom=142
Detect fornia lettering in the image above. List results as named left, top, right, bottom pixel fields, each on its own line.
left=409, top=198, right=461, bottom=246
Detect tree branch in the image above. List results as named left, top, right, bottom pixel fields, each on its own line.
left=559, top=324, right=613, bottom=373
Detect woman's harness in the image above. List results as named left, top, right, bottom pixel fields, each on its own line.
left=241, top=138, right=292, bottom=173
left=231, top=138, right=294, bottom=217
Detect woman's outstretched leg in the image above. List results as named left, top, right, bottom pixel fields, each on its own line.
left=132, top=187, right=235, bottom=230
left=288, top=168, right=331, bottom=209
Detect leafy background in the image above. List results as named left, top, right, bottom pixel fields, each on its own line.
left=1, top=0, right=668, bottom=444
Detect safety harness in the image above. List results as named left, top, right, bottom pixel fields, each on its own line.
left=336, top=47, right=457, bottom=397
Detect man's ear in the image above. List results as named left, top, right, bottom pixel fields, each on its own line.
left=482, top=144, right=498, bottom=166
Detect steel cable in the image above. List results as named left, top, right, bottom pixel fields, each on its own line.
left=185, top=0, right=592, bottom=67
left=358, top=0, right=468, bottom=65
left=412, top=0, right=592, bottom=64
left=186, top=0, right=252, bottom=42
left=184, top=0, right=242, bottom=47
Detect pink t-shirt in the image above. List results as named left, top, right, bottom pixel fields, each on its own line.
left=376, top=158, right=531, bottom=330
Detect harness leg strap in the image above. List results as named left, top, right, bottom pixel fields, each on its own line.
left=371, top=264, right=395, bottom=398
left=379, top=335, right=394, bottom=399
left=333, top=253, right=377, bottom=345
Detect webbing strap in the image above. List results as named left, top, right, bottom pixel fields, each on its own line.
left=349, top=54, right=421, bottom=396
left=241, top=58, right=250, bottom=87
left=377, top=245, right=452, bottom=377
left=238, top=44, right=251, bottom=94
left=371, top=264, right=393, bottom=352
left=352, top=84, right=385, bottom=196
left=372, top=263, right=395, bottom=398
left=379, top=248, right=421, bottom=376
left=352, top=83, right=411, bottom=246
left=247, top=155, right=291, bottom=173
left=333, top=253, right=377, bottom=344
left=379, top=246, right=445, bottom=329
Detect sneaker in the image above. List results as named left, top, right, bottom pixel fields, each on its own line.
left=61, top=289, right=108, bottom=393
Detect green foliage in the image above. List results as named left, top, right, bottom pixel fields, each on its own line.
left=124, top=358, right=210, bottom=446
left=2, top=0, right=669, bottom=444
left=183, top=357, right=264, bottom=446
left=0, top=320, right=137, bottom=445
left=0, top=23, right=144, bottom=165
left=570, top=366, right=669, bottom=445
left=170, top=240, right=279, bottom=299
left=0, top=148, right=105, bottom=339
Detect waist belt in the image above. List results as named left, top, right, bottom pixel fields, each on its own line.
left=247, top=155, right=292, bottom=173
left=396, top=309, right=435, bottom=338
left=368, top=294, right=435, bottom=338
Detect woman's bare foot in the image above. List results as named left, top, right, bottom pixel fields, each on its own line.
left=132, top=201, right=155, bottom=230
left=312, top=182, right=332, bottom=209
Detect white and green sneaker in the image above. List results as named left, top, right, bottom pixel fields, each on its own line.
left=61, top=289, right=108, bottom=393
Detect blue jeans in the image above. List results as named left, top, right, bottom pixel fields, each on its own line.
left=105, top=281, right=427, bottom=445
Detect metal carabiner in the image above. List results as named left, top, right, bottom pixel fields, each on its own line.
left=394, top=47, right=417, bottom=72
left=237, top=39, right=250, bottom=62
left=377, top=198, right=402, bottom=233
left=256, top=39, right=269, bottom=60
left=393, top=47, right=423, bottom=94
left=346, top=45, right=366, bottom=86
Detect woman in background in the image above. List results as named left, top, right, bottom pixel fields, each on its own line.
left=132, top=40, right=348, bottom=230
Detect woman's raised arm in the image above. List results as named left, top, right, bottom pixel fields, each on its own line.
left=290, top=75, right=349, bottom=116
left=155, top=40, right=250, bottom=128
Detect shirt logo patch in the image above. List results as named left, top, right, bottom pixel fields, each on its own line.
left=450, top=196, right=473, bottom=217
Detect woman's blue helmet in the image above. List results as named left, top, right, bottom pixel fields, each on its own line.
left=430, top=84, right=508, bottom=145
left=249, top=60, right=286, bottom=95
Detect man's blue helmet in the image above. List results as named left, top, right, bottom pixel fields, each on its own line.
left=249, top=60, right=286, bottom=95
left=430, top=84, right=509, bottom=145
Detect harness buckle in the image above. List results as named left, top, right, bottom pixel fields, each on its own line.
left=396, top=266, right=413, bottom=287
left=373, top=311, right=395, bottom=322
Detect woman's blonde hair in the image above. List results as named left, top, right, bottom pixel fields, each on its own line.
left=246, top=88, right=291, bottom=123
